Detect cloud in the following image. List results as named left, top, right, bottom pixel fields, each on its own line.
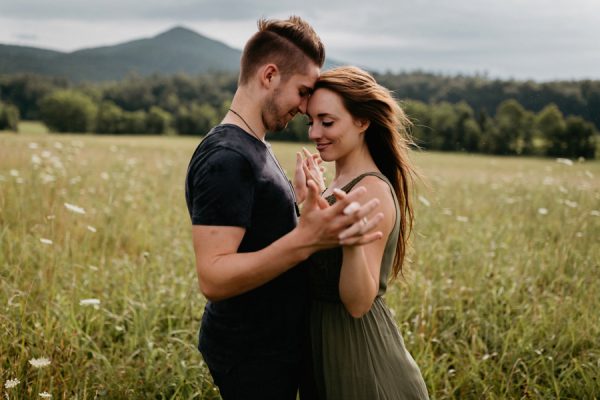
left=0, top=0, right=599, bottom=80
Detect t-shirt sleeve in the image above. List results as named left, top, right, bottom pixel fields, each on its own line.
left=188, top=148, right=255, bottom=227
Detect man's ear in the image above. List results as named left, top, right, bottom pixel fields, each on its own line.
left=259, top=63, right=280, bottom=88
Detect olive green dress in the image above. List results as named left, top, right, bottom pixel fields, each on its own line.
left=309, top=173, right=429, bottom=400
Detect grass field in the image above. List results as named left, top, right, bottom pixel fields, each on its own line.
left=1, top=125, right=599, bottom=399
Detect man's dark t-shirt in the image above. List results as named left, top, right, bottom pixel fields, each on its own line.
left=185, top=124, right=308, bottom=373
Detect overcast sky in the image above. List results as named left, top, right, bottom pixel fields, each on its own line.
left=1, top=0, right=599, bottom=81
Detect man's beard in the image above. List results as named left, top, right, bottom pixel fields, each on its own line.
left=262, top=92, right=294, bottom=132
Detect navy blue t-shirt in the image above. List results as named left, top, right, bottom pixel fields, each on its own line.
left=185, top=124, right=308, bottom=372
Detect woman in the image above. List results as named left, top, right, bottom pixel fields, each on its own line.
left=294, top=66, right=429, bottom=400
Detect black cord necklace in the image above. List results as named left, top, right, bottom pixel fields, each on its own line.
left=228, top=108, right=263, bottom=142
left=228, top=108, right=300, bottom=216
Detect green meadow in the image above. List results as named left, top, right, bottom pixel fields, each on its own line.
left=1, top=125, right=599, bottom=399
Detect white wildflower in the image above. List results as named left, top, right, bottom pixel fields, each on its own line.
left=87, top=225, right=97, bottom=233
left=46, top=215, right=55, bottom=220
left=88, top=265, right=99, bottom=271
left=591, top=210, right=600, bottom=217
left=29, top=357, right=51, bottom=368
left=39, top=392, right=52, bottom=398
left=542, top=176, right=554, bottom=185
left=559, top=186, right=568, bottom=194
left=40, top=238, right=53, bottom=245
left=79, top=298, right=100, bottom=306
left=41, top=174, right=56, bottom=184
left=575, top=232, right=583, bottom=238
left=9, top=169, right=19, bottom=177
left=564, top=200, right=578, bottom=208
left=418, top=195, right=431, bottom=207
left=585, top=170, right=594, bottom=179
left=41, top=150, right=52, bottom=158
left=31, top=154, right=43, bottom=165
left=29, top=142, right=39, bottom=149
left=556, top=158, right=573, bottom=166
left=538, top=208, right=548, bottom=215
left=16, top=177, right=24, bottom=184
left=64, top=202, right=86, bottom=214
left=69, top=176, right=81, bottom=185
left=100, top=172, right=110, bottom=180
left=456, top=216, right=469, bottom=222
left=4, top=378, right=20, bottom=389
left=442, top=208, right=452, bottom=216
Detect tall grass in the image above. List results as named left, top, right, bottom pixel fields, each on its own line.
left=1, top=129, right=599, bottom=399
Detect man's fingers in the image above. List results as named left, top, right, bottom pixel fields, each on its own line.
left=340, top=231, right=384, bottom=246
left=338, top=211, right=384, bottom=240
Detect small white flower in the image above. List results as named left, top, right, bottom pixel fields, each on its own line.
left=64, top=202, right=86, bottom=215
left=456, top=216, right=469, bottom=222
left=39, top=392, right=52, bottom=398
left=40, top=238, right=53, bottom=245
left=46, top=215, right=56, bottom=220
left=9, top=169, right=19, bottom=177
left=4, top=378, right=20, bottom=389
left=41, top=150, right=52, bottom=158
left=585, top=170, right=594, bottom=179
left=41, top=174, right=56, bottom=184
left=31, top=154, right=43, bottom=165
left=538, top=208, right=548, bottom=215
left=100, top=172, right=110, bottom=180
left=442, top=208, right=452, bottom=216
left=29, top=142, right=39, bottom=149
left=29, top=357, right=51, bottom=368
left=564, top=200, right=578, bottom=208
left=79, top=298, right=100, bottom=306
left=591, top=210, right=600, bottom=217
left=556, top=158, right=573, bottom=166
left=87, top=225, right=97, bottom=233
left=418, top=195, right=431, bottom=207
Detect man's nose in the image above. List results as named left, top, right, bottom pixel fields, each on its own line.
left=298, top=97, right=309, bottom=114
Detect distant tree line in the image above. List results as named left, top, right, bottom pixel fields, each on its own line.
left=0, top=72, right=598, bottom=158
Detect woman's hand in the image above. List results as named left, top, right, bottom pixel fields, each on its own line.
left=293, top=147, right=326, bottom=204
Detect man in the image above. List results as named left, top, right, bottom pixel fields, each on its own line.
left=185, top=16, right=381, bottom=399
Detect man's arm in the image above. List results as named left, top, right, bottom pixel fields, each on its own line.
left=193, top=181, right=383, bottom=301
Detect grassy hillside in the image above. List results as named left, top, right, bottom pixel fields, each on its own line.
left=1, top=128, right=599, bottom=398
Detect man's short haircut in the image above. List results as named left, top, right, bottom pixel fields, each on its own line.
left=239, top=16, right=325, bottom=85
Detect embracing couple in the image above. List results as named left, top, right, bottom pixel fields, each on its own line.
left=185, top=16, right=429, bottom=400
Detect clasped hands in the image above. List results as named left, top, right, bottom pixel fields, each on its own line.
left=293, top=148, right=383, bottom=247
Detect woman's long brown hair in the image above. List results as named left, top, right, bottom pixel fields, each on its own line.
left=314, top=66, right=416, bottom=279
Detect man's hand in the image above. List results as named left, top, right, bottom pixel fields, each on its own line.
left=293, top=148, right=326, bottom=204
left=297, top=179, right=383, bottom=249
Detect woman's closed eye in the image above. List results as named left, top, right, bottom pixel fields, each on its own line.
left=306, top=120, right=334, bottom=127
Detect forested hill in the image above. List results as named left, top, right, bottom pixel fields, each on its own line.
left=0, top=26, right=344, bottom=82
left=0, top=27, right=242, bottom=81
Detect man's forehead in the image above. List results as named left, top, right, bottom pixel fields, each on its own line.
left=296, top=64, right=320, bottom=87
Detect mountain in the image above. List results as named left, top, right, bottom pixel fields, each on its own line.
left=0, top=26, right=342, bottom=82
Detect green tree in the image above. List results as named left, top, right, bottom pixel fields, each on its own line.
left=39, top=90, right=97, bottom=133
left=146, top=106, right=172, bottom=134
left=0, top=102, right=20, bottom=131
left=175, top=103, right=218, bottom=135
left=402, top=100, right=432, bottom=149
left=563, top=116, right=597, bottom=159
left=96, top=101, right=124, bottom=134
left=536, top=104, right=567, bottom=156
